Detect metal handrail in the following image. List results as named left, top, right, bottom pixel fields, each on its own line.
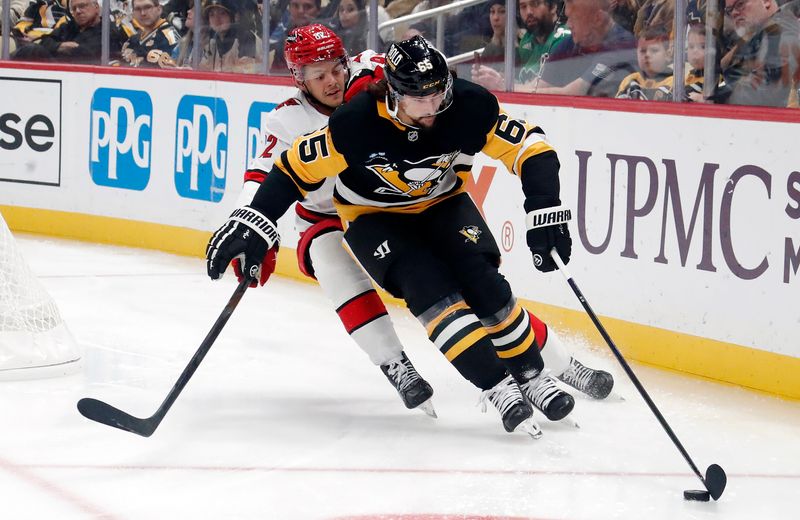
left=373, top=0, right=488, bottom=51
left=446, top=47, right=485, bottom=66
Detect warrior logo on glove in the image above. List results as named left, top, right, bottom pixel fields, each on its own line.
left=206, top=206, right=281, bottom=287
left=526, top=205, right=572, bottom=273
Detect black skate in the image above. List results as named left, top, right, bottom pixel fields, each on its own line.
left=520, top=373, right=576, bottom=423
left=479, top=374, right=542, bottom=438
left=558, top=357, right=614, bottom=399
left=381, top=353, right=436, bottom=417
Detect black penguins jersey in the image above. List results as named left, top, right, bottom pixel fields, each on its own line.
left=271, top=78, right=557, bottom=223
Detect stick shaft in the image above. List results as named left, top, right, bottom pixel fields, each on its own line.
left=150, top=277, right=251, bottom=423
left=549, top=250, right=705, bottom=483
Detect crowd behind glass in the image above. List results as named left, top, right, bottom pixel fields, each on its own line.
left=1, top=0, right=798, bottom=107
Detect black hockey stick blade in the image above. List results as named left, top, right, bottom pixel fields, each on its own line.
left=705, top=464, right=727, bottom=500
left=77, top=277, right=251, bottom=437
left=77, top=397, right=158, bottom=437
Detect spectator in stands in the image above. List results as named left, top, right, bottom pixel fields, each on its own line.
left=13, top=0, right=68, bottom=43
left=720, top=0, right=800, bottom=106
left=12, top=0, right=126, bottom=64
left=326, top=0, right=379, bottom=54
left=1, top=0, right=27, bottom=28
left=117, top=0, right=181, bottom=67
left=478, top=0, right=509, bottom=64
left=615, top=26, right=673, bottom=99
left=162, top=0, right=192, bottom=35
left=530, top=0, right=638, bottom=96
left=173, top=4, right=195, bottom=65
left=199, top=0, right=262, bottom=73
left=633, top=0, right=673, bottom=37
left=471, top=0, right=571, bottom=90
left=269, top=0, right=320, bottom=71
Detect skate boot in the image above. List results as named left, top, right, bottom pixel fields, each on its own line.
left=557, top=357, right=614, bottom=399
left=520, top=373, right=575, bottom=422
left=381, top=352, right=436, bottom=417
left=479, top=374, right=542, bottom=438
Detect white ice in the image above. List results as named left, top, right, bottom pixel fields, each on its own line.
left=1, top=234, right=798, bottom=520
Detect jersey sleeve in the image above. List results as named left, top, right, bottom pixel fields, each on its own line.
left=480, top=109, right=556, bottom=177
left=273, top=126, right=350, bottom=198
left=245, top=115, right=294, bottom=183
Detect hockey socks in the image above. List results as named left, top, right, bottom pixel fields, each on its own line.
left=481, top=300, right=544, bottom=381
left=420, top=296, right=507, bottom=390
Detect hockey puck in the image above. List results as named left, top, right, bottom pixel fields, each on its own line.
left=683, top=490, right=711, bottom=502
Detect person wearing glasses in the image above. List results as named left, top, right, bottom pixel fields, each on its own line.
left=117, top=0, right=181, bottom=68
left=720, top=0, right=800, bottom=107
left=12, top=0, right=126, bottom=64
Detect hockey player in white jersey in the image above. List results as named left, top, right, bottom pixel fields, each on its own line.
left=234, top=24, right=436, bottom=416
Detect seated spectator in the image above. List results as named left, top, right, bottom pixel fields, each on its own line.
left=683, top=22, right=731, bottom=102
left=12, top=0, right=126, bottom=64
left=721, top=0, right=800, bottom=106
left=478, top=0, right=509, bottom=65
left=616, top=26, right=673, bottom=99
left=173, top=4, right=195, bottom=65
left=327, top=0, right=382, bottom=54
left=1, top=0, right=27, bottom=28
left=199, top=0, right=262, bottom=73
left=269, top=0, right=320, bottom=72
left=531, top=0, right=638, bottom=96
left=117, top=0, right=181, bottom=67
left=471, top=0, right=571, bottom=91
left=162, top=0, right=192, bottom=35
left=13, top=0, right=68, bottom=43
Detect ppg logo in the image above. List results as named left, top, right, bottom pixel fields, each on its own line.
left=174, top=95, right=228, bottom=202
left=246, top=101, right=276, bottom=167
left=89, top=88, right=152, bottom=190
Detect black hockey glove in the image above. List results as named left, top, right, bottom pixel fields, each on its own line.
left=206, top=206, right=280, bottom=285
left=525, top=205, right=572, bottom=273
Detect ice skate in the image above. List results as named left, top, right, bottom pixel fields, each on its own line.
left=479, top=374, right=542, bottom=438
left=381, top=353, right=436, bottom=417
left=520, top=373, right=577, bottom=428
left=558, top=357, right=616, bottom=400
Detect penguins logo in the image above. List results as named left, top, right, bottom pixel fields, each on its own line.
left=459, top=225, right=482, bottom=244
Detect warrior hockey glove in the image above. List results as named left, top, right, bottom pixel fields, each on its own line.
left=525, top=204, right=572, bottom=273
left=206, top=206, right=280, bottom=285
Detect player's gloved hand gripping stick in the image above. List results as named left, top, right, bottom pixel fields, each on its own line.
left=78, top=207, right=279, bottom=436
left=549, top=248, right=727, bottom=501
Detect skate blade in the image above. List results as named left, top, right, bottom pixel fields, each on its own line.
left=605, top=391, right=625, bottom=402
left=417, top=399, right=438, bottom=418
left=559, top=415, right=580, bottom=429
left=517, top=417, right=543, bottom=439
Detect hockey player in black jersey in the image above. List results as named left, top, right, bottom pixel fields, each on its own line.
left=207, top=36, right=611, bottom=437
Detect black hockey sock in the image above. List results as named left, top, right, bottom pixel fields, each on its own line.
left=420, top=296, right=507, bottom=390
left=481, top=299, right=545, bottom=383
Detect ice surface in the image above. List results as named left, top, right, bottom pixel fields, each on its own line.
left=1, top=235, right=797, bottom=520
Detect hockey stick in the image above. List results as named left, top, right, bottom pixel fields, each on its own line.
left=77, top=277, right=252, bottom=437
left=549, top=249, right=727, bottom=501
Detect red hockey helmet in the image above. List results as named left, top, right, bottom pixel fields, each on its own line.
left=284, top=24, right=348, bottom=85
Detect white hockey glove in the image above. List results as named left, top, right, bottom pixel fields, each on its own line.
left=206, top=206, right=280, bottom=286
left=525, top=204, right=572, bottom=273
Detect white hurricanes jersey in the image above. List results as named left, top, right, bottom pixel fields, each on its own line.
left=242, top=50, right=385, bottom=219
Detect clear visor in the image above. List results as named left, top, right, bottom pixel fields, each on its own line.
left=389, top=76, right=453, bottom=121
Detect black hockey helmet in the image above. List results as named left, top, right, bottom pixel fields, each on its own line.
left=385, top=36, right=453, bottom=112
